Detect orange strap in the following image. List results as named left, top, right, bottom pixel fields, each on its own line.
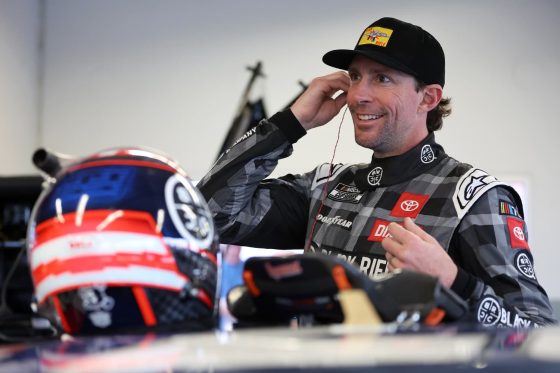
left=332, top=265, right=352, bottom=290
left=243, top=270, right=261, bottom=296
left=424, top=307, right=446, bottom=326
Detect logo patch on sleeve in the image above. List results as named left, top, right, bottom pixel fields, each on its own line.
left=477, top=295, right=534, bottom=327
left=499, top=200, right=521, bottom=218
left=453, top=168, right=504, bottom=220
left=514, top=251, right=535, bottom=279
left=477, top=296, right=501, bottom=326
left=390, top=192, right=429, bottom=218
left=506, top=218, right=529, bottom=250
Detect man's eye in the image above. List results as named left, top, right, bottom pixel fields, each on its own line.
left=376, top=74, right=390, bottom=83
left=349, top=72, right=360, bottom=81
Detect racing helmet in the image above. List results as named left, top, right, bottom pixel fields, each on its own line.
left=26, top=147, right=219, bottom=334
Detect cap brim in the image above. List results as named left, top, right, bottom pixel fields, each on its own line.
left=322, top=49, right=417, bottom=78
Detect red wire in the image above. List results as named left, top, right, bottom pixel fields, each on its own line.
left=306, top=106, right=349, bottom=249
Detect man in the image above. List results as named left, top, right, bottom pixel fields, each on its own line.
left=198, top=17, right=556, bottom=326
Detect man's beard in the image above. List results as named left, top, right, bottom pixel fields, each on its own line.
left=354, top=122, right=397, bottom=155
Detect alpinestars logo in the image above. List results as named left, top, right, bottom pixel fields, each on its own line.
left=367, top=167, right=383, bottom=186
left=464, top=175, right=488, bottom=200
left=453, top=168, right=501, bottom=218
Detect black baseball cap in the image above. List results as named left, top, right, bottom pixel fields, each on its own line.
left=322, top=17, right=445, bottom=87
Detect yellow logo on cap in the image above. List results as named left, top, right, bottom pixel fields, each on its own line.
left=358, top=26, right=393, bottom=47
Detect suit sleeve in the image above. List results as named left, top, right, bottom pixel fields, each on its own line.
left=197, top=110, right=314, bottom=250
left=449, top=186, right=557, bottom=326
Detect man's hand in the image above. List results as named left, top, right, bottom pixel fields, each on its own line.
left=382, top=217, right=458, bottom=288
left=291, top=72, right=349, bottom=131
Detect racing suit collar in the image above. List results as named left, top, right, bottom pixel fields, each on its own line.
left=354, top=133, right=446, bottom=190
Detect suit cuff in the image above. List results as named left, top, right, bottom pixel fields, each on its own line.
left=269, top=109, right=307, bottom=144
left=450, top=267, right=477, bottom=300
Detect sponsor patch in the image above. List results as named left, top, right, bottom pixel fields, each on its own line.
left=390, top=192, right=429, bottom=218
left=515, top=251, right=535, bottom=279
left=453, top=168, right=504, bottom=219
left=230, top=126, right=257, bottom=148
left=367, top=219, right=402, bottom=242
left=499, top=200, right=521, bottom=218
left=477, top=295, right=534, bottom=328
left=328, top=183, right=364, bottom=204
left=464, top=175, right=488, bottom=200
left=477, top=296, right=501, bottom=326
left=315, top=213, right=353, bottom=230
left=367, top=167, right=383, bottom=186
left=507, top=217, right=529, bottom=250
left=420, top=145, right=436, bottom=164
left=358, top=26, right=393, bottom=47
left=307, top=244, right=388, bottom=279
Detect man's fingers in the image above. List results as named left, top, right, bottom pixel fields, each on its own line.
left=385, top=222, right=410, bottom=244
left=385, top=250, right=403, bottom=271
left=381, top=233, right=400, bottom=253
left=386, top=218, right=433, bottom=245
left=292, top=72, right=350, bottom=130
left=314, top=71, right=350, bottom=94
left=402, top=217, right=435, bottom=243
left=334, top=92, right=348, bottom=111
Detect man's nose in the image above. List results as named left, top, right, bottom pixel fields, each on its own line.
left=349, top=81, right=372, bottom=105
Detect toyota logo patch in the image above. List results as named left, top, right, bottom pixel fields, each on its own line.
left=513, top=226, right=525, bottom=241
left=400, top=200, right=420, bottom=212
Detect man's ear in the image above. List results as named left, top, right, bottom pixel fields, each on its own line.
left=419, top=84, right=443, bottom=113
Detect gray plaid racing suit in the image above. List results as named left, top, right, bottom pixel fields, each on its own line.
left=198, top=110, right=556, bottom=326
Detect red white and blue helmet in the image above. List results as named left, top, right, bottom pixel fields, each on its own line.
left=26, top=147, right=219, bottom=334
